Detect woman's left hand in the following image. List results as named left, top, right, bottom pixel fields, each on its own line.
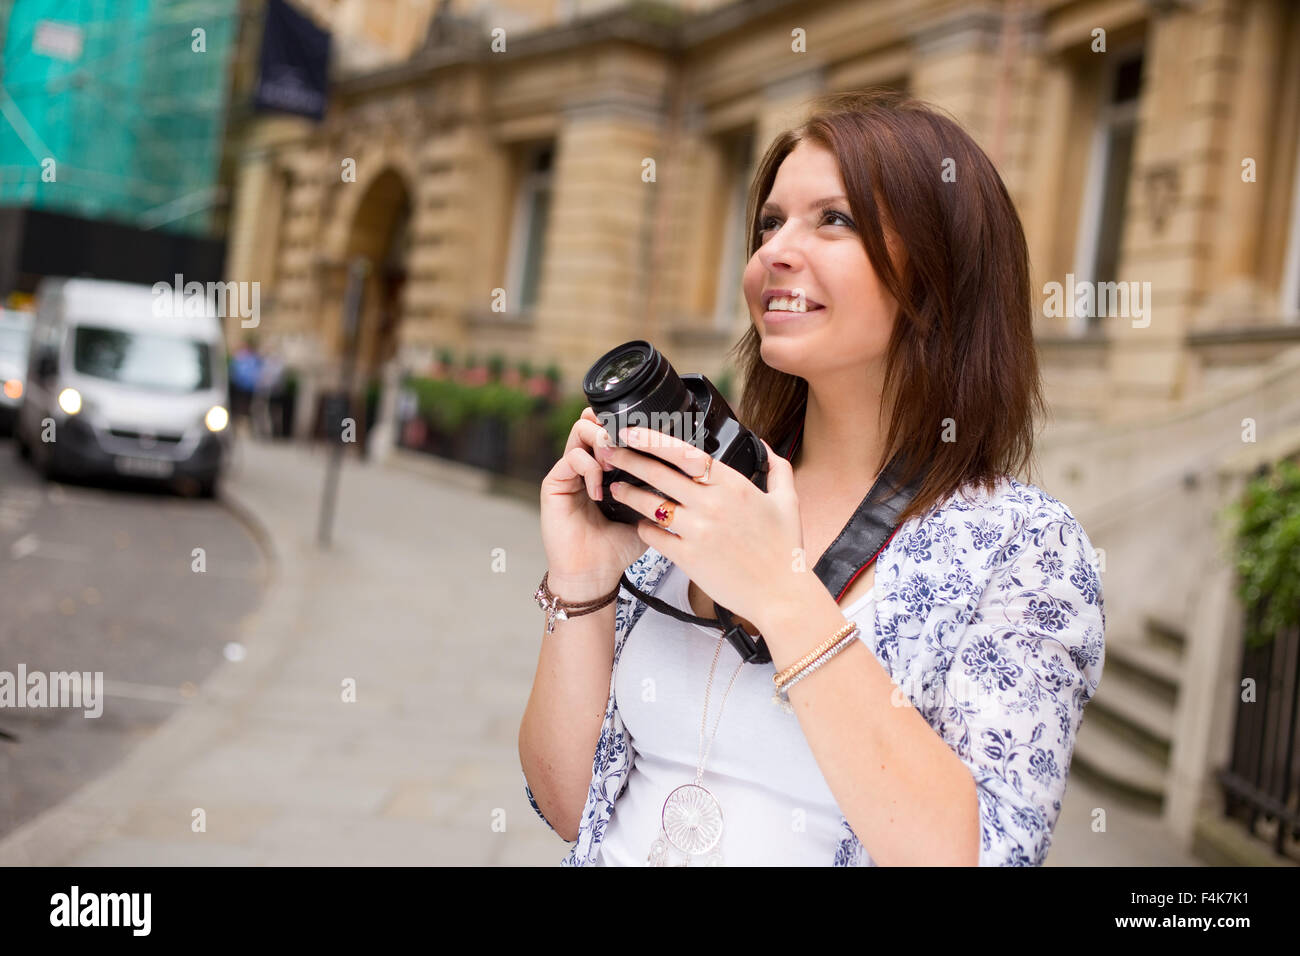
left=605, top=426, right=806, bottom=629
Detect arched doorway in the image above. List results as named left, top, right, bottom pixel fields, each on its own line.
left=318, top=167, right=411, bottom=454
left=342, top=168, right=411, bottom=379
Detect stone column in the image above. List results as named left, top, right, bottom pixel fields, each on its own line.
left=909, top=5, right=1005, bottom=148
left=224, top=143, right=274, bottom=347
left=1198, top=0, right=1289, bottom=325
left=225, top=115, right=314, bottom=341
left=543, top=81, right=670, bottom=386
left=1105, top=0, right=1239, bottom=419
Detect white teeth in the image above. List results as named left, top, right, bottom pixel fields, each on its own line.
left=767, top=295, right=812, bottom=313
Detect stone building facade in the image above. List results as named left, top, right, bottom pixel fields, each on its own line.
left=228, top=0, right=1300, bottom=421
left=225, top=0, right=1300, bottom=863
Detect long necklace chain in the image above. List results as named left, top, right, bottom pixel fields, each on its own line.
left=696, top=632, right=745, bottom=785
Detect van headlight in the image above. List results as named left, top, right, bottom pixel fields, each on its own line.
left=204, top=405, right=229, bottom=432
left=58, top=387, right=82, bottom=415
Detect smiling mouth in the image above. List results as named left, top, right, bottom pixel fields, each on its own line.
left=763, top=305, right=825, bottom=318
left=762, top=292, right=825, bottom=313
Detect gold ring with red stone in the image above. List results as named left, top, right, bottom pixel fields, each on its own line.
left=653, top=499, right=676, bottom=529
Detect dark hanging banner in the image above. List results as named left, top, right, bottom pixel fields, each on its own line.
left=253, top=0, right=331, bottom=121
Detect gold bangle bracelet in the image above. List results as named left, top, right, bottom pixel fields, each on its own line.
left=772, top=620, right=859, bottom=688
left=772, top=627, right=861, bottom=712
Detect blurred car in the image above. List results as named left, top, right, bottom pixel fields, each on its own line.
left=0, top=308, right=33, bottom=433
left=14, top=277, right=231, bottom=496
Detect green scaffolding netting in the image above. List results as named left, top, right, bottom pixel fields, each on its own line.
left=0, top=0, right=238, bottom=235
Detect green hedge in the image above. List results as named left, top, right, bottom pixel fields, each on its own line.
left=1227, top=457, right=1300, bottom=649
left=472, top=381, right=536, bottom=423
left=405, top=376, right=540, bottom=432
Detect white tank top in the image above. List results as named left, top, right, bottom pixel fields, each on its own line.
left=594, top=562, right=878, bottom=866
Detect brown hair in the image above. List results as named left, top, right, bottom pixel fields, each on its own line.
left=726, top=88, right=1046, bottom=528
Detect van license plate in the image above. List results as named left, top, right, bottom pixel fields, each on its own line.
left=114, top=456, right=174, bottom=478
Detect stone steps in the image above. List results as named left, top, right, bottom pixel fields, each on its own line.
left=1071, top=719, right=1168, bottom=812
left=1105, top=638, right=1183, bottom=703
left=1071, top=615, right=1186, bottom=813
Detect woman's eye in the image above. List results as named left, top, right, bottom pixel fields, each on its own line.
left=758, top=211, right=853, bottom=234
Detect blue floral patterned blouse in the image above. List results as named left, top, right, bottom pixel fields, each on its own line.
left=523, top=475, right=1106, bottom=865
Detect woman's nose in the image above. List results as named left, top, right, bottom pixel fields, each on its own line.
left=757, top=224, right=804, bottom=271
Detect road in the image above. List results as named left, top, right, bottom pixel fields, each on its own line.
left=0, top=437, right=267, bottom=839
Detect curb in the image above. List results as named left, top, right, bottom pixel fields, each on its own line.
left=0, top=474, right=299, bottom=865
left=217, top=484, right=280, bottom=575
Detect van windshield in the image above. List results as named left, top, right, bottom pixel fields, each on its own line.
left=73, top=326, right=213, bottom=392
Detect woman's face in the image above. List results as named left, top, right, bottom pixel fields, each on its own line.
left=741, top=140, right=899, bottom=384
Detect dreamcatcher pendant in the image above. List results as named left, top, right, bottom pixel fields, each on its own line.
left=647, top=783, right=724, bottom=866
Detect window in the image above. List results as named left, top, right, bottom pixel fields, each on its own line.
left=712, top=128, right=755, bottom=329
left=506, top=143, right=554, bottom=315
left=1072, top=52, right=1143, bottom=334
left=73, top=326, right=212, bottom=392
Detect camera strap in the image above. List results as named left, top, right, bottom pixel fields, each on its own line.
left=617, top=407, right=924, bottom=665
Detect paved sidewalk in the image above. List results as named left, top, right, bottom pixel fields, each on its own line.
left=1047, top=775, right=1203, bottom=867
left=0, top=437, right=1203, bottom=866
left=0, top=438, right=564, bottom=866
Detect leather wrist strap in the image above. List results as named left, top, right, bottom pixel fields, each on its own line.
left=535, top=570, right=622, bottom=635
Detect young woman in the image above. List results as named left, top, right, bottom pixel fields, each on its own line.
left=519, top=89, right=1105, bottom=866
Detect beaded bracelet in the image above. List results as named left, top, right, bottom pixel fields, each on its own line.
left=772, top=619, right=859, bottom=688
left=771, top=625, right=861, bottom=713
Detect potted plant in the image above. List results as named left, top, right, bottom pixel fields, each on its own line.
left=1226, top=457, right=1300, bottom=649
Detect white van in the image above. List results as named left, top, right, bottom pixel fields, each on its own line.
left=14, top=277, right=231, bottom=496
left=0, top=308, right=33, bottom=432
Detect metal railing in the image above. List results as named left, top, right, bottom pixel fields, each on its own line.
left=1218, top=601, right=1300, bottom=861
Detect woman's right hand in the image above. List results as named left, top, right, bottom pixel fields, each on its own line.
left=539, top=406, right=648, bottom=599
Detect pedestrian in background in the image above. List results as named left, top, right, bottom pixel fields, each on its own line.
left=229, top=338, right=263, bottom=428
left=252, top=346, right=286, bottom=438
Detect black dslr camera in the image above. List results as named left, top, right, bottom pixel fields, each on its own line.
left=582, top=340, right=770, bottom=525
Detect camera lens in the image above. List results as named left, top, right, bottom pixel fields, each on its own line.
left=582, top=340, right=696, bottom=440
left=591, top=351, right=646, bottom=393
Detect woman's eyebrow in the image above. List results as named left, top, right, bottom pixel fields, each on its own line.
left=760, top=195, right=848, bottom=213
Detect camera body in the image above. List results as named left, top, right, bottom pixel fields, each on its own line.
left=582, top=340, right=769, bottom=525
